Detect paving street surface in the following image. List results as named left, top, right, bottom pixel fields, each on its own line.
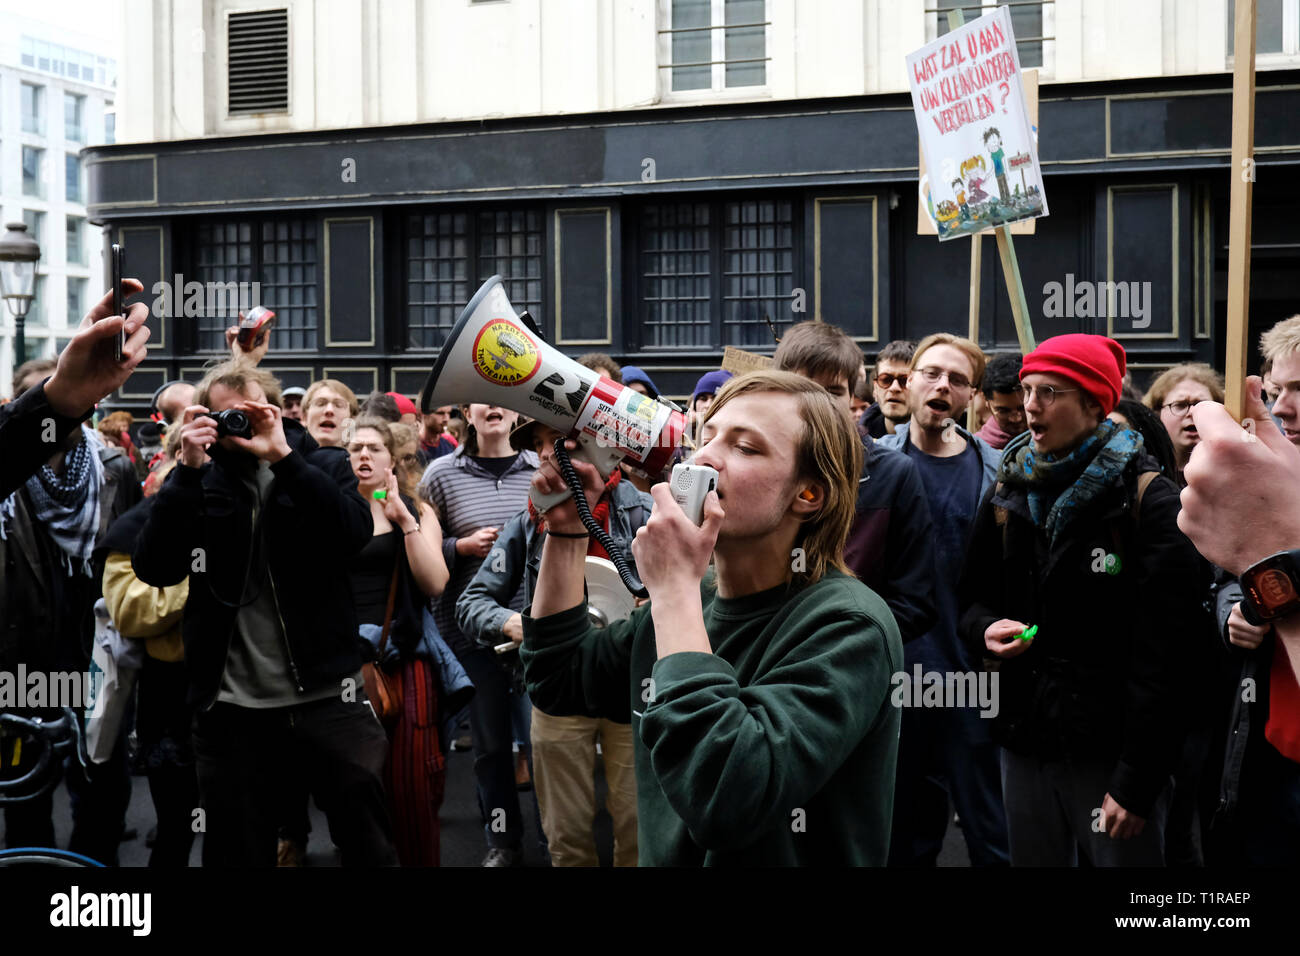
left=3, top=748, right=970, bottom=867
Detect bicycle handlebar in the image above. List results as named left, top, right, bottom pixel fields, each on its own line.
left=0, top=708, right=88, bottom=806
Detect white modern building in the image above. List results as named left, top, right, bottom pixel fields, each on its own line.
left=0, top=12, right=116, bottom=395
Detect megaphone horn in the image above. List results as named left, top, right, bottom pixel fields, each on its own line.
left=420, top=276, right=687, bottom=510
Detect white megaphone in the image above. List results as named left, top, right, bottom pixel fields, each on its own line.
left=419, top=276, right=690, bottom=514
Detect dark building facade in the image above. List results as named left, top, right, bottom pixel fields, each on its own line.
left=85, top=69, right=1300, bottom=409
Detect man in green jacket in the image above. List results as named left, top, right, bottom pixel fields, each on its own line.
left=520, top=370, right=902, bottom=865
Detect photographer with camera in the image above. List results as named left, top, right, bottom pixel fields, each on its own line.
left=132, top=358, right=397, bottom=867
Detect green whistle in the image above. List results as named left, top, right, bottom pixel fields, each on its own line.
left=372, top=490, right=387, bottom=501
left=1016, top=624, right=1038, bottom=642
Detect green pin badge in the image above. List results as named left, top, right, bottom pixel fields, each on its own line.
left=1105, top=553, right=1122, bottom=575
left=1016, top=624, right=1038, bottom=642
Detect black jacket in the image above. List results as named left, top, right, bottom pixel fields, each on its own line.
left=957, top=453, right=1210, bottom=817
left=843, top=437, right=937, bottom=644
left=0, top=381, right=93, bottom=501
left=858, top=404, right=889, bottom=440
left=133, top=419, right=373, bottom=709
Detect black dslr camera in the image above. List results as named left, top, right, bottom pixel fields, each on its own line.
left=204, top=408, right=253, bottom=440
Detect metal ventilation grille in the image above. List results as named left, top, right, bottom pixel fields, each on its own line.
left=227, top=9, right=289, bottom=115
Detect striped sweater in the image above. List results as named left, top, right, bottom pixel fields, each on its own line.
left=418, top=446, right=539, bottom=656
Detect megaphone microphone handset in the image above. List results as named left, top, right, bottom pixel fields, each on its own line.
left=550, top=441, right=717, bottom=601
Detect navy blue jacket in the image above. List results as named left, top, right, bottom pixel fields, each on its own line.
left=843, top=436, right=937, bottom=645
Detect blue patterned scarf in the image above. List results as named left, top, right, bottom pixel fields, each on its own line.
left=0, top=426, right=102, bottom=576
left=997, top=419, right=1144, bottom=547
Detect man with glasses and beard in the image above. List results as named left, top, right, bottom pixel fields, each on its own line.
left=878, top=333, right=1008, bottom=867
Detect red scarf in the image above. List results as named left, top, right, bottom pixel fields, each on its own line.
left=1266, top=639, right=1300, bottom=763
left=529, top=467, right=621, bottom=561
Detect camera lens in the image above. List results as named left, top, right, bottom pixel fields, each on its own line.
left=214, top=409, right=252, bottom=439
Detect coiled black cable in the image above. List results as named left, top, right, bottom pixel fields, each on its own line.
left=552, top=437, right=649, bottom=599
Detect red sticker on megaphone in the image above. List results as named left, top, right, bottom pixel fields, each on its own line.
left=471, top=319, right=542, bottom=386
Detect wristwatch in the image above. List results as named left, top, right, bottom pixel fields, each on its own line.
left=1239, top=548, right=1300, bottom=626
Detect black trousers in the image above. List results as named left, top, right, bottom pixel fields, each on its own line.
left=193, top=696, right=398, bottom=867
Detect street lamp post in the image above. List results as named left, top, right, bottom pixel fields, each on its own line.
left=0, top=222, right=42, bottom=368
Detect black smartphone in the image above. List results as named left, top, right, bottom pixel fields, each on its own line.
left=111, top=243, right=125, bottom=361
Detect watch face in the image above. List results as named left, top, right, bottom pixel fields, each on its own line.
left=1244, top=552, right=1300, bottom=621
left=1258, top=569, right=1297, bottom=610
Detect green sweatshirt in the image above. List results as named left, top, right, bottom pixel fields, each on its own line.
left=520, top=568, right=902, bottom=866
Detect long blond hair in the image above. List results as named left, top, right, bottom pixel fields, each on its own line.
left=701, top=370, right=862, bottom=588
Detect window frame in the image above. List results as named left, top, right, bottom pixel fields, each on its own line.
left=64, top=92, right=85, bottom=143
left=1227, top=0, right=1300, bottom=64
left=22, top=146, right=45, bottom=199
left=65, top=153, right=84, bottom=205
left=629, top=193, right=802, bottom=353
left=180, top=215, right=321, bottom=354
left=401, top=204, right=546, bottom=352
left=657, top=0, right=772, bottom=101
left=21, top=82, right=44, bottom=136
left=925, top=1, right=1056, bottom=78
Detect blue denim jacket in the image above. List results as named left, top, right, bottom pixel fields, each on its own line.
left=455, top=479, right=653, bottom=649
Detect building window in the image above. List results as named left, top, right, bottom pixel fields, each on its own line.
left=404, top=207, right=542, bottom=349
left=28, top=276, right=45, bottom=326
left=66, top=216, right=84, bottom=265
left=23, top=336, right=49, bottom=363
left=637, top=196, right=796, bottom=349
left=406, top=212, right=470, bottom=350
left=476, top=209, right=543, bottom=324
left=258, top=220, right=318, bottom=351
left=722, top=198, right=794, bottom=347
left=1228, top=0, right=1299, bottom=56
left=228, top=8, right=290, bottom=115
left=22, top=210, right=44, bottom=247
left=641, top=202, right=713, bottom=348
left=65, top=154, right=83, bottom=204
left=65, top=93, right=85, bottom=142
left=662, top=0, right=769, bottom=93
left=67, top=277, right=85, bottom=320
left=188, top=218, right=318, bottom=352
left=21, top=83, right=43, bottom=135
left=104, top=109, right=116, bottom=144
left=932, top=1, right=1053, bottom=70
left=21, top=36, right=35, bottom=68
left=22, top=147, right=44, bottom=198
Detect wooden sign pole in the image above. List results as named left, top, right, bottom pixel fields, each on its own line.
left=995, top=226, right=1037, bottom=354
left=1225, top=0, right=1257, bottom=422
left=967, top=234, right=982, bottom=430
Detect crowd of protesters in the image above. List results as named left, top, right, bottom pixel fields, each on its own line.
left=0, top=280, right=1297, bottom=867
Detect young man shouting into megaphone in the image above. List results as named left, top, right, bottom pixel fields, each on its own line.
left=520, top=370, right=903, bottom=865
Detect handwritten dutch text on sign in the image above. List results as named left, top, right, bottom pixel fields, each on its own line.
left=907, top=7, right=1048, bottom=241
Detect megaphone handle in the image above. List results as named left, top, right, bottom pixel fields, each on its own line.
left=551, top=437, right=650, bottom=600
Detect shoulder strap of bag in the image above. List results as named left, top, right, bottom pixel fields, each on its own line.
left=378, top=559, right=400, bottom=655
left=1132, top=470, right=1158, bottom=524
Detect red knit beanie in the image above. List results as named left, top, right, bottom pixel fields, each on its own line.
left=1019, top=334, right=1127, bottom=416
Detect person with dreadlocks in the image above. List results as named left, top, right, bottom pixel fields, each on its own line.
left=958, top=334, right=1211, bottom=866
left=0, top=361, right=141, bottom=864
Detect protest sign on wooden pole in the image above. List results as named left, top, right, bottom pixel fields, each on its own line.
left=1225, top=0, right=1256, bottom=422
left=912, top=6, right=1041, bottom=364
